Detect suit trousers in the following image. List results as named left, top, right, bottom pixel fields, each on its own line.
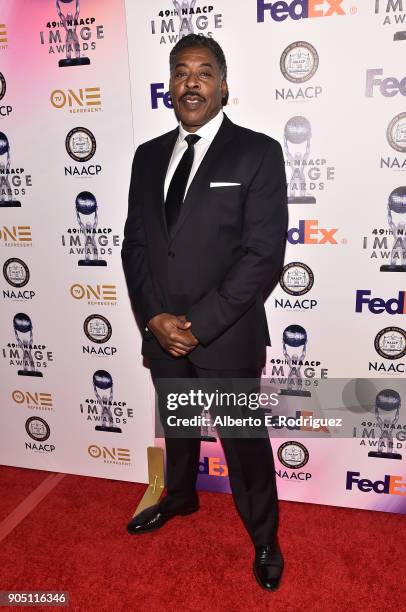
left=148, top=357, right=279, bottom=546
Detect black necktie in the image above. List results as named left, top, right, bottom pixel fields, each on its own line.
left=165, top=133, right=201, bottom=232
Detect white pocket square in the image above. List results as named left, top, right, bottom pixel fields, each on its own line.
left=210, top=182, right=241, bottom=187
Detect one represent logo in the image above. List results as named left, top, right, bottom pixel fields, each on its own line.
left=280, top=262, right=314, bottom=296
left=346, top=471, right=406, bottom=496
left=12, top=389, right=53, bottom=411
left=0, top=23, right=7, bottom=48
left=374, top=327, right=406, bottom=360
left=0, top=225, right=32, bottom=247
left=280, top=41, right=319, bottom=84
left=277, top=441, right=309, bottom=469
left=0, top=132, right=33, bottom=208
left=25, top=416, right=50, bottom=442
left=70, top=283, right=117, bottom=306
left=65, top=127, right=96, bottom=162
left=87, top=444, right=131, bottom=465
left=3, top=258, right=29, bottom=288
left=257, top=0, right=351, bottom=22
left=387, top=113, right=406, bottom=153
left=150, top=2, right=223, bottom=45
left=50, top=86, right=102, bottom=113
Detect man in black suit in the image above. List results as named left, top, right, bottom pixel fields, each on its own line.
left=122, top=34, right=288, bottom=591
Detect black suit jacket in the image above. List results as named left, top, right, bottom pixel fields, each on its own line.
left=121, top=114, right=288, bottom=369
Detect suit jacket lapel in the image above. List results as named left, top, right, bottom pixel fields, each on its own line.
left=168, top=114, right=235, bottom=244
left=154, top=127, right=178, bottom=241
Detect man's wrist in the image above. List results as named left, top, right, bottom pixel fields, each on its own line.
left=147, top=312, right=166, bottom=330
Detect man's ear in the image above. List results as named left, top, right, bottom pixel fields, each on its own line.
left=221, top=80, right=229, bottom=106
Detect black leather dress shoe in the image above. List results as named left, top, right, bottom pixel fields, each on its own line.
left=127, top=502, right=199, bottom=535
left=253, top=543, right=284, bottom=591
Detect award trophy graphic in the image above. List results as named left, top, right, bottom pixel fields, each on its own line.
left=0, top=132, right=21, bottom=208
left=394, top=30, right=406, bottom=41
left=368, top=389, right=402, bottom=460
left=380, top=186, right=406, bottom=272
left=93, top=370, right=121, bottom=433
left=75, top=191, right=107, bottom=266
left=173, top=0, right=196, bottom=38
left=279, top=324, right=311, bottom=397
left=200, top=405, right=217, bottom=442
left=283, top=117, right=316, bottom=204
left=56, top=0, right=90, bottom=67
left=13, top=313, right=42, bottom=377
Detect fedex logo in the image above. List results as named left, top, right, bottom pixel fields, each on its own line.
left=199, top=456, right=228, bottom=477
left=257, top=0, right=346, bottom=22
left=287, top=220, right=339, bottom=245
left=356, top=290, right=406, bottom=314
left=365, top=69, right=406, bottom=98
left=346, top=471, right=406, bottom=496
left=150, top=83, right=172, bottom=110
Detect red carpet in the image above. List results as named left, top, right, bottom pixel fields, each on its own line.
left=0, top=465, right=405, bottom=611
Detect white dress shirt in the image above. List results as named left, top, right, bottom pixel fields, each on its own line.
left=164, top=109, right=224, bottom=201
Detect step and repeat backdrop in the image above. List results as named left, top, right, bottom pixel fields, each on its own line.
left=1, top=0, right=406, bottom=513
left=0, top=0, right=154, bottom=484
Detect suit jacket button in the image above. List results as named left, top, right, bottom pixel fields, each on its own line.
left=168, top=250, right=175, bottom=258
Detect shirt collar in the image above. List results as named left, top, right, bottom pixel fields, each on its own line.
left=178, top=109, right=224, bottom=144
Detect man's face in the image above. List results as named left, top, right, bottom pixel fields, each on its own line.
left=169, top=46, right=228, bottom=132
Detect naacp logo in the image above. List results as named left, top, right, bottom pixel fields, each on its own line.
left=387, top=113, right=406, bottom=153
left=278, top=441, right=309, bottom=469
left=3, top=258, right=29, bottom=288
left=66, top=127, right=96, bottom=162
left=84, top=314, right=112, bottom=344
left=374, top=327, right=406, bottom=360
left=0, top=72, right=5, bottom=101
left=280, top=41, right=319, bottom=83
left=280, top=262, right=314, bottom=296
left=25, top=416, right=50, bottom=442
